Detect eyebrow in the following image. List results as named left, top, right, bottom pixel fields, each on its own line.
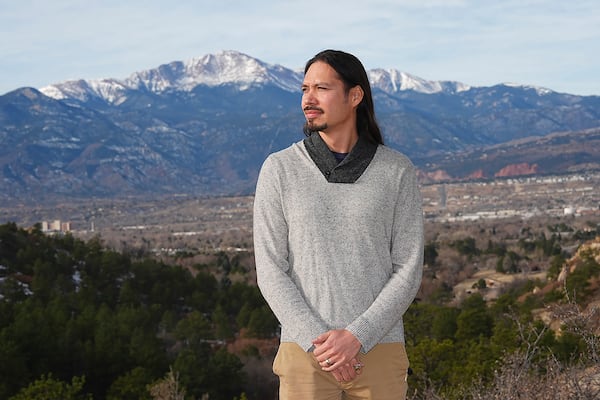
left=301, top=81, right=333, bottom=88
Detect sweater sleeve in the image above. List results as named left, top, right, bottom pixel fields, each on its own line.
left=345, top=165, right=424, bottom=352
left=253, top=156, right=329, bottom=351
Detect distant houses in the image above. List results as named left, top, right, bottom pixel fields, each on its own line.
left=41, top=220, right=71, bottom=233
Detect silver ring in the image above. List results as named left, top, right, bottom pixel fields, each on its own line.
left=353, top=363, right=364, bottom=371
left=325, top=358, right=332, bottom=366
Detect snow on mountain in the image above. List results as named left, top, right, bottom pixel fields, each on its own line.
left=502, top=82, right=554, bottom=96
left=39, top=50, right=479, bottom=104
left=126, top=50, right=303, bottom=93
left=369, top=68, right=470, bottom=94
left=188, top=50, right=301, bottom=91
left=40, top=78, right=132, bottom=105
left=41, top=50, right=304, bottom=104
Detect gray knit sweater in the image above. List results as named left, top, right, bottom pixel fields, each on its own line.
left=253, top=133, right=424, bottom=353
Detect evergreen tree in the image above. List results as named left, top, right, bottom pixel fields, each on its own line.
left=8, top=374, right=91, bottom=400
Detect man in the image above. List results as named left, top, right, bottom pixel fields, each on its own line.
left=253, top=49, right=424, bottom=399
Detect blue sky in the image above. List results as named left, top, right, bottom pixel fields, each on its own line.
left=1, top=0, right=599, bottom=96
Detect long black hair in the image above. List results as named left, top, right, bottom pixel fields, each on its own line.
left=304, top=49, right=384, bottom=145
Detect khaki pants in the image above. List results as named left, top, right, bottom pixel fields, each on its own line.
left=273, top=342, right=409, bottom=400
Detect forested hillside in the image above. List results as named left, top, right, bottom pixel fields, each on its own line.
left=0, top=222, right=277, bottom=400
left=0, top=221, right=599, bottom=399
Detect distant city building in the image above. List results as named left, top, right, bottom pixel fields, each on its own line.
left=564, top=206, right=575, bottom=215
left=438, top=184, right=447, bottom=209
left=41, top=220, right=71, bottom=233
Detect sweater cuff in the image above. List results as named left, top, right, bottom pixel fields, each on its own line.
left=346, top=316, right=376, bottom=352
left=286, top=323, right=329, bottom=352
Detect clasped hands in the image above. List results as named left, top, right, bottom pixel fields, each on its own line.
left=312, top=329, right=364, bottom=382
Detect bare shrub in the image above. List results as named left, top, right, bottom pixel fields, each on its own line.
left=148, top=367, right=187, bottom=400
left=408, top=297, right=600, bottom=400
left=465, top=299, right=600, bottom=400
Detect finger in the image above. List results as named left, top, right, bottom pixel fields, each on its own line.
left=312, top=331, right=330, bottom=345
left=321, top=355, right=353, bottom=371
left=320, top=359, right=337, bottom=371
left=331, top=370, right=343, bottom=382
left=313, top=342, right=332, bottom=358
left=348, top=363, right=359, bottom=380
left=338, top=365, right=356, bottom=382
left=313, top=345, right=327, bottom=358
left=340, top=370, right=351, bottom=382
left=342, top=368, right=355, bottom=382
left=318, top=355, right=335, bottom=368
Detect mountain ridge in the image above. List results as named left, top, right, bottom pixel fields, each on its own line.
left=38, top=50, right=486, bottom=104
left=1, top=50, right=599, bottom=201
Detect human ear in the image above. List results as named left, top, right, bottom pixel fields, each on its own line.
left=351, top=86, right=364, bottom=105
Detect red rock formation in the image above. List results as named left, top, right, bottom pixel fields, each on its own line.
left=495, top=163, right=539, bottom=177
left=467, top=169, right=486, bottom=179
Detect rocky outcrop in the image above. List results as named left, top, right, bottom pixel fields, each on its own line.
left=495, top=163, right=540, bottom=177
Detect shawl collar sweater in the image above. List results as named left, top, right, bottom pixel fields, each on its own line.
left=253, top=133, right=424, bottom=352
left=303, top=131, right=377, bottom=183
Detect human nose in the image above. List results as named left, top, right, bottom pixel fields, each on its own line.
left=302, top=87, right=317, bottom=104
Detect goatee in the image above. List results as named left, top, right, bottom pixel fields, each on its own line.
left=303, top=121, right=328, bottom=136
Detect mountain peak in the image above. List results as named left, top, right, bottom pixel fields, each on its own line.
left=369, top=68, right=471, bottom=94
left=40, top=50, right=303, bottom=103
left=38, top=50, right=570, bottom=105
left=125, top=49, right=302, bottom=93
left=501, top=82, right=555, bottom=96
left=181, top=50, right=278, bottom=89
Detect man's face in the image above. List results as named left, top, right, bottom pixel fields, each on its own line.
left=301, top=61, right=355, bottom=134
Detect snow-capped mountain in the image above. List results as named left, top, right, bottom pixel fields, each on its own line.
left=2, top=50, right=600, bottom=201
left=41, top=78, right=132, bottom=104
left=40, top=50, right=474, bottom=105
left=126, top=50, right=303, bottom=93
left=40, top=50, right=558, bottom=107
left=40, top=51, right=303, bottom=105
left=368, top=68, right=471, bottom=94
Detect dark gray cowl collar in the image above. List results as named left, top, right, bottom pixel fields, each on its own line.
left=303, top=132, right=378, bottom=183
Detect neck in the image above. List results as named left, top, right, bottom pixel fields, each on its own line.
left=318, top=130, right=359, bottom=153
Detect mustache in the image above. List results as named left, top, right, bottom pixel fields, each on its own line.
left=303, top=106, right=324, bottom=112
